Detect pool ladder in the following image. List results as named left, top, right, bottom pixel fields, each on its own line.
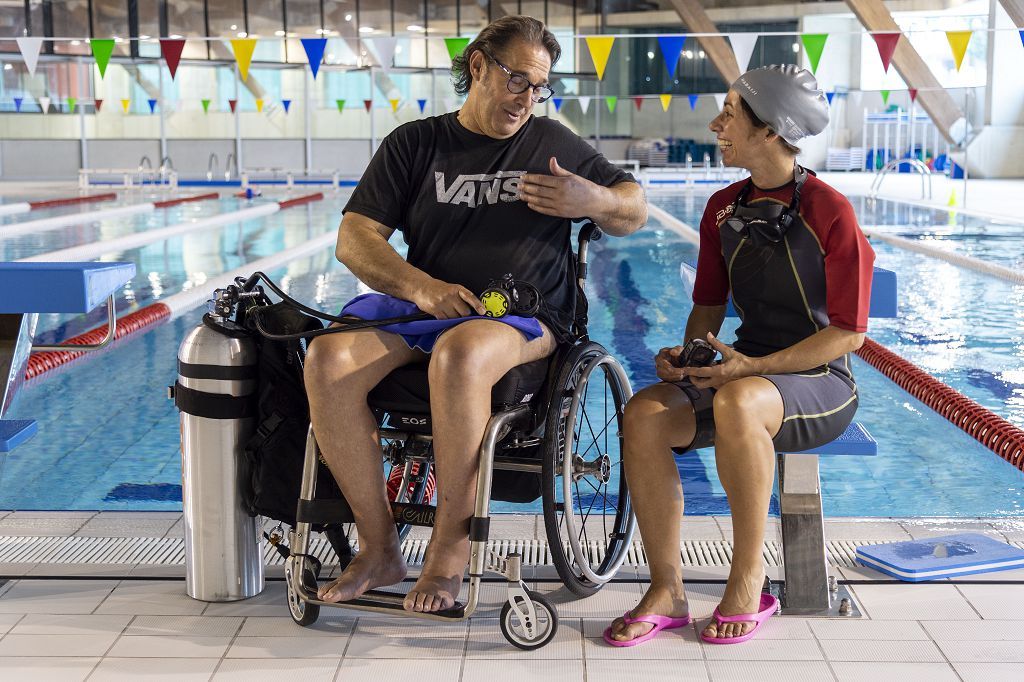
left=869, top=157, right=933, bottom=201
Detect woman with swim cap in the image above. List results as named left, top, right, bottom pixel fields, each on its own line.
left=604, top=65, right=875, bottom=647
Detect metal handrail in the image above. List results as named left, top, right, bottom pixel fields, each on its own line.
left=32, top=295, right=118, bottom=352
left=160, top=155, right=175, bottom=172
left=137, top=155, right=152, bottom=171
left=225, top=153, right=237, bottom=181
left=206, top=153, right=219, bottom=182
left=869, top=157, right=933, bottom=200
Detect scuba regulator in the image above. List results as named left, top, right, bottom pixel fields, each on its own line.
left=480, top=273, right=542, bottom=319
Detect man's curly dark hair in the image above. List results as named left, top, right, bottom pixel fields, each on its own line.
left=450, top=16, right=561, bottom=96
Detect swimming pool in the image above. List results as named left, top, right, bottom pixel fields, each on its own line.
left=2, top=189, right=1022, bottom=517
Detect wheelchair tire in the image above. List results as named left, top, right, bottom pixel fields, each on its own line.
left=499, top=589, right=558, bottom=650
left=285, top=557, right=320, bottom=626
left=542, top=341, right=636, bottom=597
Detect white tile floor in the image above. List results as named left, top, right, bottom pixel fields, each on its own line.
left=0, top=513, right=1022, bottom=680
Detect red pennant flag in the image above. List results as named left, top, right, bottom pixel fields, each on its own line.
left=160, top=39, right=186, bottom=80
left=909, top=88, right=918, bottom=103
left=94, top=99, right=103, bottom=112
left=871, top=32, right=901, bottom=73
left=633, top=96, right=643, bottom=112
left=363, top=99, right=373, bottom=113
left=228, top=99, right=237, bottom=113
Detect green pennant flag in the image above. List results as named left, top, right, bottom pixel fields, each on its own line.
left=336, top=99, right=346, bottom=113
left=67, top=97, right=76, bottom=113
left=201, top=99, right=211, bottom=113
left=445, top=37, right=471, bottom=62
left=880, top=90, right=890, bottom=107
left=605, top=96, right=617, bottom=113
left=800, top=34, right=829, bottom=75
left=90, top=39, right=115, bottom=79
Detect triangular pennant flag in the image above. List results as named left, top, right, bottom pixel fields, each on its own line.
left=301, top=38, right=327, bottom=79
left=880, top=90, right=890, bottom=106
left=282, top=99, right=291, bottom=113
left=120, top=98, right=130, bottom=113
left=1020, top=29, right=1023, bottom=49
left=909, top=89, right=918, bottom=103
left=13, top=97, right=22, bottom=112
left=389, top=98, right=400, bottom=113
left=67, top=97, right=76, bottom=113
left=826, top=91, right=835, bottom=105
left=369, top=37, right=398, bottom=70
left=147, top=98, right=157, bottom=113
left=255, top=99, right=264, bottom=113
left=713, top=93, right=726, bottom=110
left=228, top=99, right=237, bottom=113
left=363, top=99, right=372, bottom=113
left=660, top=94, right=671, bottom=112
left=201, top=99, right=211, bottom=113
left=553, top=98, right=563, bottom=112
left=605, top=96, right=617, bottom=113
left=871, top=32, right=900, bottom=74
left=417, top=99, right=427, bottom=114
left=728, top=33, right=759, bottom=73
left=657, top=36, right=686, bottom=79
left=948, top=189, right=957, bottom=207
left=688, top=94, right=698, bottom=110
left=160, top=39, right=186, bottom=80
left=94, top=99, right=103, bottom=112
left=40, top=96, right=50, bottom=114
left=946, top=31, right=972, bottom=72
left=800, top=33, right=829, bottom=74
left=230, top=39, right=257, bottom=81
left=444, top=37, right=470, bottom=62
left=16, top=37, right=43, bottom=77
left=336, top=99, right=346, bottom=113
left=578, top=96, right=591, bottom=114
left=633, top=96, right=643, bottom=112
left=90, top=39, right=115, bottom=79
left=585, top=37, right=615, bottom=80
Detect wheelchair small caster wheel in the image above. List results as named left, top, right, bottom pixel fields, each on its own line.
left=499, top=589, right=558, bottom=650
left=285, top=558, right=320, bottom=627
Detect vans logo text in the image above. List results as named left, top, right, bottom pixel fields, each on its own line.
left=435, top=171, right=525, bottom=208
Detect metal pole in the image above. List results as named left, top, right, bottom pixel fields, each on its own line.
left=234, top=64, right=243, bottom=175
left=304, top=67, right=312, bottom=175
left=77, top=58, right=88, bottom=171
left=369, top=67, right=376, bottom=156
left=158, top=62, right=167, bottom=166
left=595, top=80, right=601, bottom=153
left=962, top=88, right=969, bottom=207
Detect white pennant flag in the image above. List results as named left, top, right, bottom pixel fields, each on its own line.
left=367, top=37, right=398, bottom=71
left=39, top=96, right=50, bottom=114
left=728, top=33, right=759, bottom=74
left=17, top=37, right=43, bottom=77
left=713, top=94, right=726, bottom=111
left=578, top=96, right=591, bottom=115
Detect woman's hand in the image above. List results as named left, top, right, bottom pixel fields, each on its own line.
left=681, top=333, right=761, bottom=389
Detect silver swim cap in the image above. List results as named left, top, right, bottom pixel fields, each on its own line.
left=731, top=65, right=829, bottom=145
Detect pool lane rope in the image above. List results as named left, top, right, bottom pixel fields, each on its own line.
left=0, top=192, right=118, bottom=217
left=856, top=338, right=1024, bottom=473
left=861, top=228, right=1024, bottom=286
left=645, top=202, right=701, bottom=246
left=24, top=192, right=329, bottom=380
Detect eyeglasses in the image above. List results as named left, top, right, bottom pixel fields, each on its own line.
left=481, top=50, right=554, bottom=104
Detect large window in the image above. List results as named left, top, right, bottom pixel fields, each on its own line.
left=51, top=0, right=90, bottom=56
left=166, top=0, right=210, bottom=60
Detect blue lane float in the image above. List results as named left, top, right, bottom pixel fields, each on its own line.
left=856, top=533, right=1024, bottom=581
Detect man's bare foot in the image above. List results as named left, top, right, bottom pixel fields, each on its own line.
left=606, top=584, right=689, bottom=643
left=317, top=548, right=407, bottom=603
left=701, top=568, right=765, bottom=640
left=403, top=538, right=470, bottom=612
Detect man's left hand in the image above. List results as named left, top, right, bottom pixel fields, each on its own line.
left=520, top=157, right=607, bottom=219
left=682, top=333, right=760, bottom=390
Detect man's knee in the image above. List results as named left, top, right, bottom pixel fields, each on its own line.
left=429, top=327, right=509, bottom=387
left=304, top=335, right=379, bottom=399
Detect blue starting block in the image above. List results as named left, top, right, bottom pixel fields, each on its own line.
left=680, top=261, right=897, bottom=616
left=0, top=261, right=136, bottom=451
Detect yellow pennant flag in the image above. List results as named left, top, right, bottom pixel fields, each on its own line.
left=389, top=98, right=400, bottom=113
left=585, top=36, right=615, bottom=81
left=255, top=99, right=264, bottom=113
left=659, top=94, right=672, bottom=112
left=230, top=39, right=258, bottom=81
left=120, top=98, right=130, bottom=113
left=945, top=31, right=972, bottom=72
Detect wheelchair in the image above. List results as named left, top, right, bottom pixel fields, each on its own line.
left=283, top=223, right=637, bottom=649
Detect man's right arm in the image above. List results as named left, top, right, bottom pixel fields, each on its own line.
left=337, top=211, right=486, bottom=319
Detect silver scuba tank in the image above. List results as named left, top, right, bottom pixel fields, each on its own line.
left=175, top=310, right=264, bottom=601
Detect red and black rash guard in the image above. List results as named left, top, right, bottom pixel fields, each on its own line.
left=692, top=171, right=875, bottom=378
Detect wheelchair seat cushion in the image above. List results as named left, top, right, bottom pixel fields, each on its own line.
left=368, top=356, right=551, bottom=414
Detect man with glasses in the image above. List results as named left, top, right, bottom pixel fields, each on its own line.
left=305, top=15, right=645, bottom=614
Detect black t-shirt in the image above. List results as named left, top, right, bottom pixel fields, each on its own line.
left=342, top=112, right=634, bottom=341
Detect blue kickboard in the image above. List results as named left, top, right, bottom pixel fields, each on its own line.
left=0, top=419, right=38, bottom=452
left=0, top=262, right=136, bottom=313
left=786, top=422, right=877, bottom=457
left=856, top=533, right=1024, bottom=581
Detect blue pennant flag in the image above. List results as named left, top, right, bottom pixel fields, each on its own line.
left=417, top=98, right=427, bottom=114
left=13, top=97, right=22, bottom=112
left=826, top=91, right=835, bottom=105
left=657, top=36, right=687, bottom=79
left=553, top=98, right=563, bottom=112
left=147, top=98, right=157, bottom=113
left=688, top=94, right=698, bottom=110
left=282, top=99, right=292, bottom=113
left=1020, top=29, right=1023, bottom=48
left=301, top=38, right=328, bottom=79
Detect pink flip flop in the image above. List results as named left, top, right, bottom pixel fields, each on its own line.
left=700, top=592, right=779, bottom=645
left=603, top=612, right=692, bottom=648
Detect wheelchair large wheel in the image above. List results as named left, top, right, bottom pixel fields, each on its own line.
left=542, top=341, right=636, bottom=597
